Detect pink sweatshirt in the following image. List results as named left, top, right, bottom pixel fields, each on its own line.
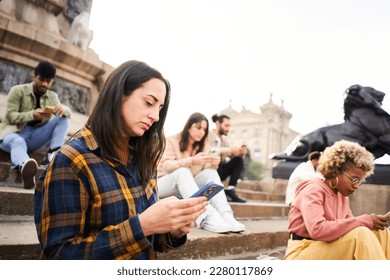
left=288, top=178, right=374, bottom=241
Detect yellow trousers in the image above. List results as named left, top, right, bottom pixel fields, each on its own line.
left=284, top=227, right=390, bottom=260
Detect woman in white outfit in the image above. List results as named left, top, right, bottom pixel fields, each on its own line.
left=157, top=112, right=245, bottom=233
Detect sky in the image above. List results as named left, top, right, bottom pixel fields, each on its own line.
left=88, top=0, right=390, bottom=140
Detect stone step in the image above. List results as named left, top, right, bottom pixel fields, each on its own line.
left=0, top=185, right=289, bottom=218
left=0, top=215, right=40, bottom=260
left=237, top=178, right=287, bottom=194
left=0, top=167, right=290, bottom=259
left=0, top=186, right=34, bottom=216
left=158, top=218, right=288, bottom=260
left=230, top=201, right=289, bottom=219
left=0, top=159, right=46, bottom=188
left=236, top=188, right=285, bottom=202
left=0, top=215, right=288, bottom=260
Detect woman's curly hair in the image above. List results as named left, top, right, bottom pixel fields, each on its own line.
left=317, top=140, right=375, bottom=179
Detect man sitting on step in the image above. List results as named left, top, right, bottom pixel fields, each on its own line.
left=208, top=113, right=247, bottom=203
left=0, top=61, right=71, bottom=189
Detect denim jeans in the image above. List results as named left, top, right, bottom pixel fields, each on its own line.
left=0, top=116, right=69, bottom=167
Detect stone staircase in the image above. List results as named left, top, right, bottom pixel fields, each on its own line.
left=0, top=153, right=290, bottom=260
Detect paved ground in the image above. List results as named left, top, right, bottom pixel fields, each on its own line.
left=188, top=217, right=288, bottom=239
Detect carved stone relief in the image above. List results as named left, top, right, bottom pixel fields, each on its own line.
left=0, top=60, right=89, bottom=115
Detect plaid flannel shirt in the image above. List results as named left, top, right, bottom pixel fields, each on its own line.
left=34, top=127, right=185, bottom=259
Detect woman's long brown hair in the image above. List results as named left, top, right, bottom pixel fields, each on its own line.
left=86, top=60, right=170, bottom=185
left=179, top=112, right=209, bottom=153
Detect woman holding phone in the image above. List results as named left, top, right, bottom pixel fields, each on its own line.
left=284, top=140, right=390, bottom=260
left=34, top=61, right=208, bottom=260
left=157, top=112, right=245, bottom=234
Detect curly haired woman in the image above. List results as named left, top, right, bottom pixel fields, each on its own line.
left=284, top=140, right=390, bottom=260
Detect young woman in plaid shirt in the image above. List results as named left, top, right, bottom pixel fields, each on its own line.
left=34, top=61, right=208, bottom=260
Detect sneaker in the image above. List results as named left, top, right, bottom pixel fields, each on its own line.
left=225, top=189, right=247, bottom=203
left=222, top=212, right=245, bottom=233
left=20, top=158, right=38, bottom=189
left=40, top=151, right=56, bottom=166
left=200, top=212, right=235, bottom=233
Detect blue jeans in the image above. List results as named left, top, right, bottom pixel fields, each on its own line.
left=0, top=116, right=69, bottom=167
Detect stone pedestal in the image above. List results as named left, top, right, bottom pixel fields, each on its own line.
left=0, top=0, right=113, bottom=133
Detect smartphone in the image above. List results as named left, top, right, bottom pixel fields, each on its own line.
left=43, top=106, right=54, bottom=114
left=190, top=182, right=224, bottom=200
left=209, top=147, right=220, bottom=154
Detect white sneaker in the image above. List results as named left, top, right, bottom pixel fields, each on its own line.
left=200, top=212, right=235, bottom=233
left=195, top=211, right=208, bottom=228
left=20, top=158, right=38, bottom=189
left=222, top=212, right=245, bottom=233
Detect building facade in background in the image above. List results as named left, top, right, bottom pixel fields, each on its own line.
left=219, top=94, right=298, bottom=176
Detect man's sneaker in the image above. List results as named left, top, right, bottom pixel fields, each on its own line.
left=222, top=212, right=245, bottom=233
left=20, top=158, right=38, bottom=189
left=40, top=150, right=57, bottom=166
left=225, top=189, right=247, bottom=203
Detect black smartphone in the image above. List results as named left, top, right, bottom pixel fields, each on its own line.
left=190, top=182, right=224, bottom=200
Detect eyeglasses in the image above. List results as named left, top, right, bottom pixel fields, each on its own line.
left=342, top=170, right=365, bottom=186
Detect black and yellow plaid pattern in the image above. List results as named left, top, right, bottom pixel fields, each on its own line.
left=34, top=127, right=185, bottom=259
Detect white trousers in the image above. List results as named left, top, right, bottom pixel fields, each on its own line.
left=157, top=167, right=233, bottom=217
